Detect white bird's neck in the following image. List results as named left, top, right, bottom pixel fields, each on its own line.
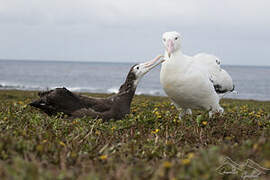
left=163, top=50, right=191, bottom=71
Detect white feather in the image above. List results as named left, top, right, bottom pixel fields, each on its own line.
left=194, top=53, right=234, bottom=93
left=160, top=32, right=234, bottom=117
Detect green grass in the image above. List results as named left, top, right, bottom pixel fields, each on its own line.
left=0, top=90, right=270, bottom=180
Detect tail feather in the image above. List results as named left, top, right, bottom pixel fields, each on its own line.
left=29, top=87, right=84, bottom=116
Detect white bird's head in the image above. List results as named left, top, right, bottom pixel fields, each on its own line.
left=162, top=31, right=181, bottom=58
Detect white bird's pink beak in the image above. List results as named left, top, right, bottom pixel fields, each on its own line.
left=144, top=55, right=164, bottom=68
left=167, top=39, right=175, bottom=58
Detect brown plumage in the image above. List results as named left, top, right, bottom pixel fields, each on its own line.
left=29, top=55, right=164, bottom=121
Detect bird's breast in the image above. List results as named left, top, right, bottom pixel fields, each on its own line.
left=160, top=61, right=185, bottom=87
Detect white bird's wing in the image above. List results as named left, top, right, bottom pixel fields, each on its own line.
left=193, top=53, right=234, bottom=94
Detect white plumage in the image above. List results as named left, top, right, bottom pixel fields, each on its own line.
left=160, top=31, right=234, bottom=118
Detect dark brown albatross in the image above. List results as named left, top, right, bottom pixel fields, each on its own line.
left=29, top=55, right=164, bottom=121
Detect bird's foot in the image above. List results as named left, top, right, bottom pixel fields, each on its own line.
left=178, top=111, right=185, bottom=120
left=209, top=111, right=213, bottom=118
left=178, top=109, right=192, bottom=119
left=219, top=107, right=224, bottom=114
left=209, top=107, right=224, bottom=118
left=186, top=108, right=192, bottom=115
left=178, top=113, right=183, bottom=120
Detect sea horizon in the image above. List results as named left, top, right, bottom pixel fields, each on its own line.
left=1, top=58, right=269, bottom=68
left=1, top=59, right=270, bottom=101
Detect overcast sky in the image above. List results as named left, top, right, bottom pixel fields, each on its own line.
left=0, top=0, right=269, bottom=66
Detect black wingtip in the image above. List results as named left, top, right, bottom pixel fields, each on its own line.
left=214, top=84, right=235, bottom=94
left=231, top=84, right=235, bottom=92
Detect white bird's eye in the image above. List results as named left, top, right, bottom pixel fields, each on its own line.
left=175, top=37, right=178, bottom=40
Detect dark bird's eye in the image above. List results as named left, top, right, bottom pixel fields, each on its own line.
left=175, top=37, right=178, bottom=40
left=163, top=38, right=166, bottom=42
left=136, top=67, right=139, bottom=70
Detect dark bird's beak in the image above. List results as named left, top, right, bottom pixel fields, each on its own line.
left=140, top=55, right=164, bottom=75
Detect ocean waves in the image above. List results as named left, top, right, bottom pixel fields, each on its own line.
left=1, top=60, right=270, bottom=100
left=0, top=82, right=164, bottom=96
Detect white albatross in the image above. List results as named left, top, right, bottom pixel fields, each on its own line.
left=160, top=31, right=235, bottom=118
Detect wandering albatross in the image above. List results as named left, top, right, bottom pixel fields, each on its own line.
left=160, top=31, right=234, bottom=118
left=30, top=55, right=164, bottom=121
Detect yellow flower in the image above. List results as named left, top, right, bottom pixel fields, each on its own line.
left=36, top=145, right=43, bottom=152
left=3, top=117, right=8, bottom=121
left=255, top=114, right=261, bottom=118
left=202, top=121, right=208, bottom=125
left=72, top=120, right=78, bottom=125
left=111, top=126, right=116, bottom=131
left=154, top=111, right=162, bottom=118
left=99, top=155, right=108, bottom=160
left=248, top=111, right=255, bottom=116
left=181, top=158, right=190, bottom=165
left=187, top=153, right=194, bottom=160
left=163, top=161, right=172, bottom=168
left=152, top=129, right=160, bottom=134
left=225, top=136, right=232, bottom=140
left=181, top=153, right=194, bottom=165
left=18, top=101, right=24, bottom=105
left=153, top=107, right=158, bottom=112
left=263, top=160, right=270, bottom=168
left=71, top=152, right=77, bottom=158
left=42, top=139, right=47, bottom=143
left=253, top=143, right=259, bottom=151
left=59, top=141, right=66, bottom=147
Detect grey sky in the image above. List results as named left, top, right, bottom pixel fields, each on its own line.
left=0, top=0, right=269, bottom=66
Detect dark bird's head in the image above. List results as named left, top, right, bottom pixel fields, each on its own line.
left=119, top=55, right=164, bottom=93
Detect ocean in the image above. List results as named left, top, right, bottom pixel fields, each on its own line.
left=0, top=59, right=269, bottom=101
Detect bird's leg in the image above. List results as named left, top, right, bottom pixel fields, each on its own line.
left=170, top=100, right=193, bottom=119
left=170, top=100, right=183, bottom=120
left=208, top=111, right=213, bottom=118
left=185, top=108, right=192, bottom=115
left=178, top=109, right=192, bottom=120
left=179, top=108, right=192, bottom=119
left=219, top=107, right=224, bottom=114
left=170, top=99, right=180, bottom=110
left=209, top=107, right=224, bottom=118
left=178, top=111, right=185, bottom=120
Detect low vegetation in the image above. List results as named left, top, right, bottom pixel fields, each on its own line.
left=0, top=90, right=270, bottom=179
